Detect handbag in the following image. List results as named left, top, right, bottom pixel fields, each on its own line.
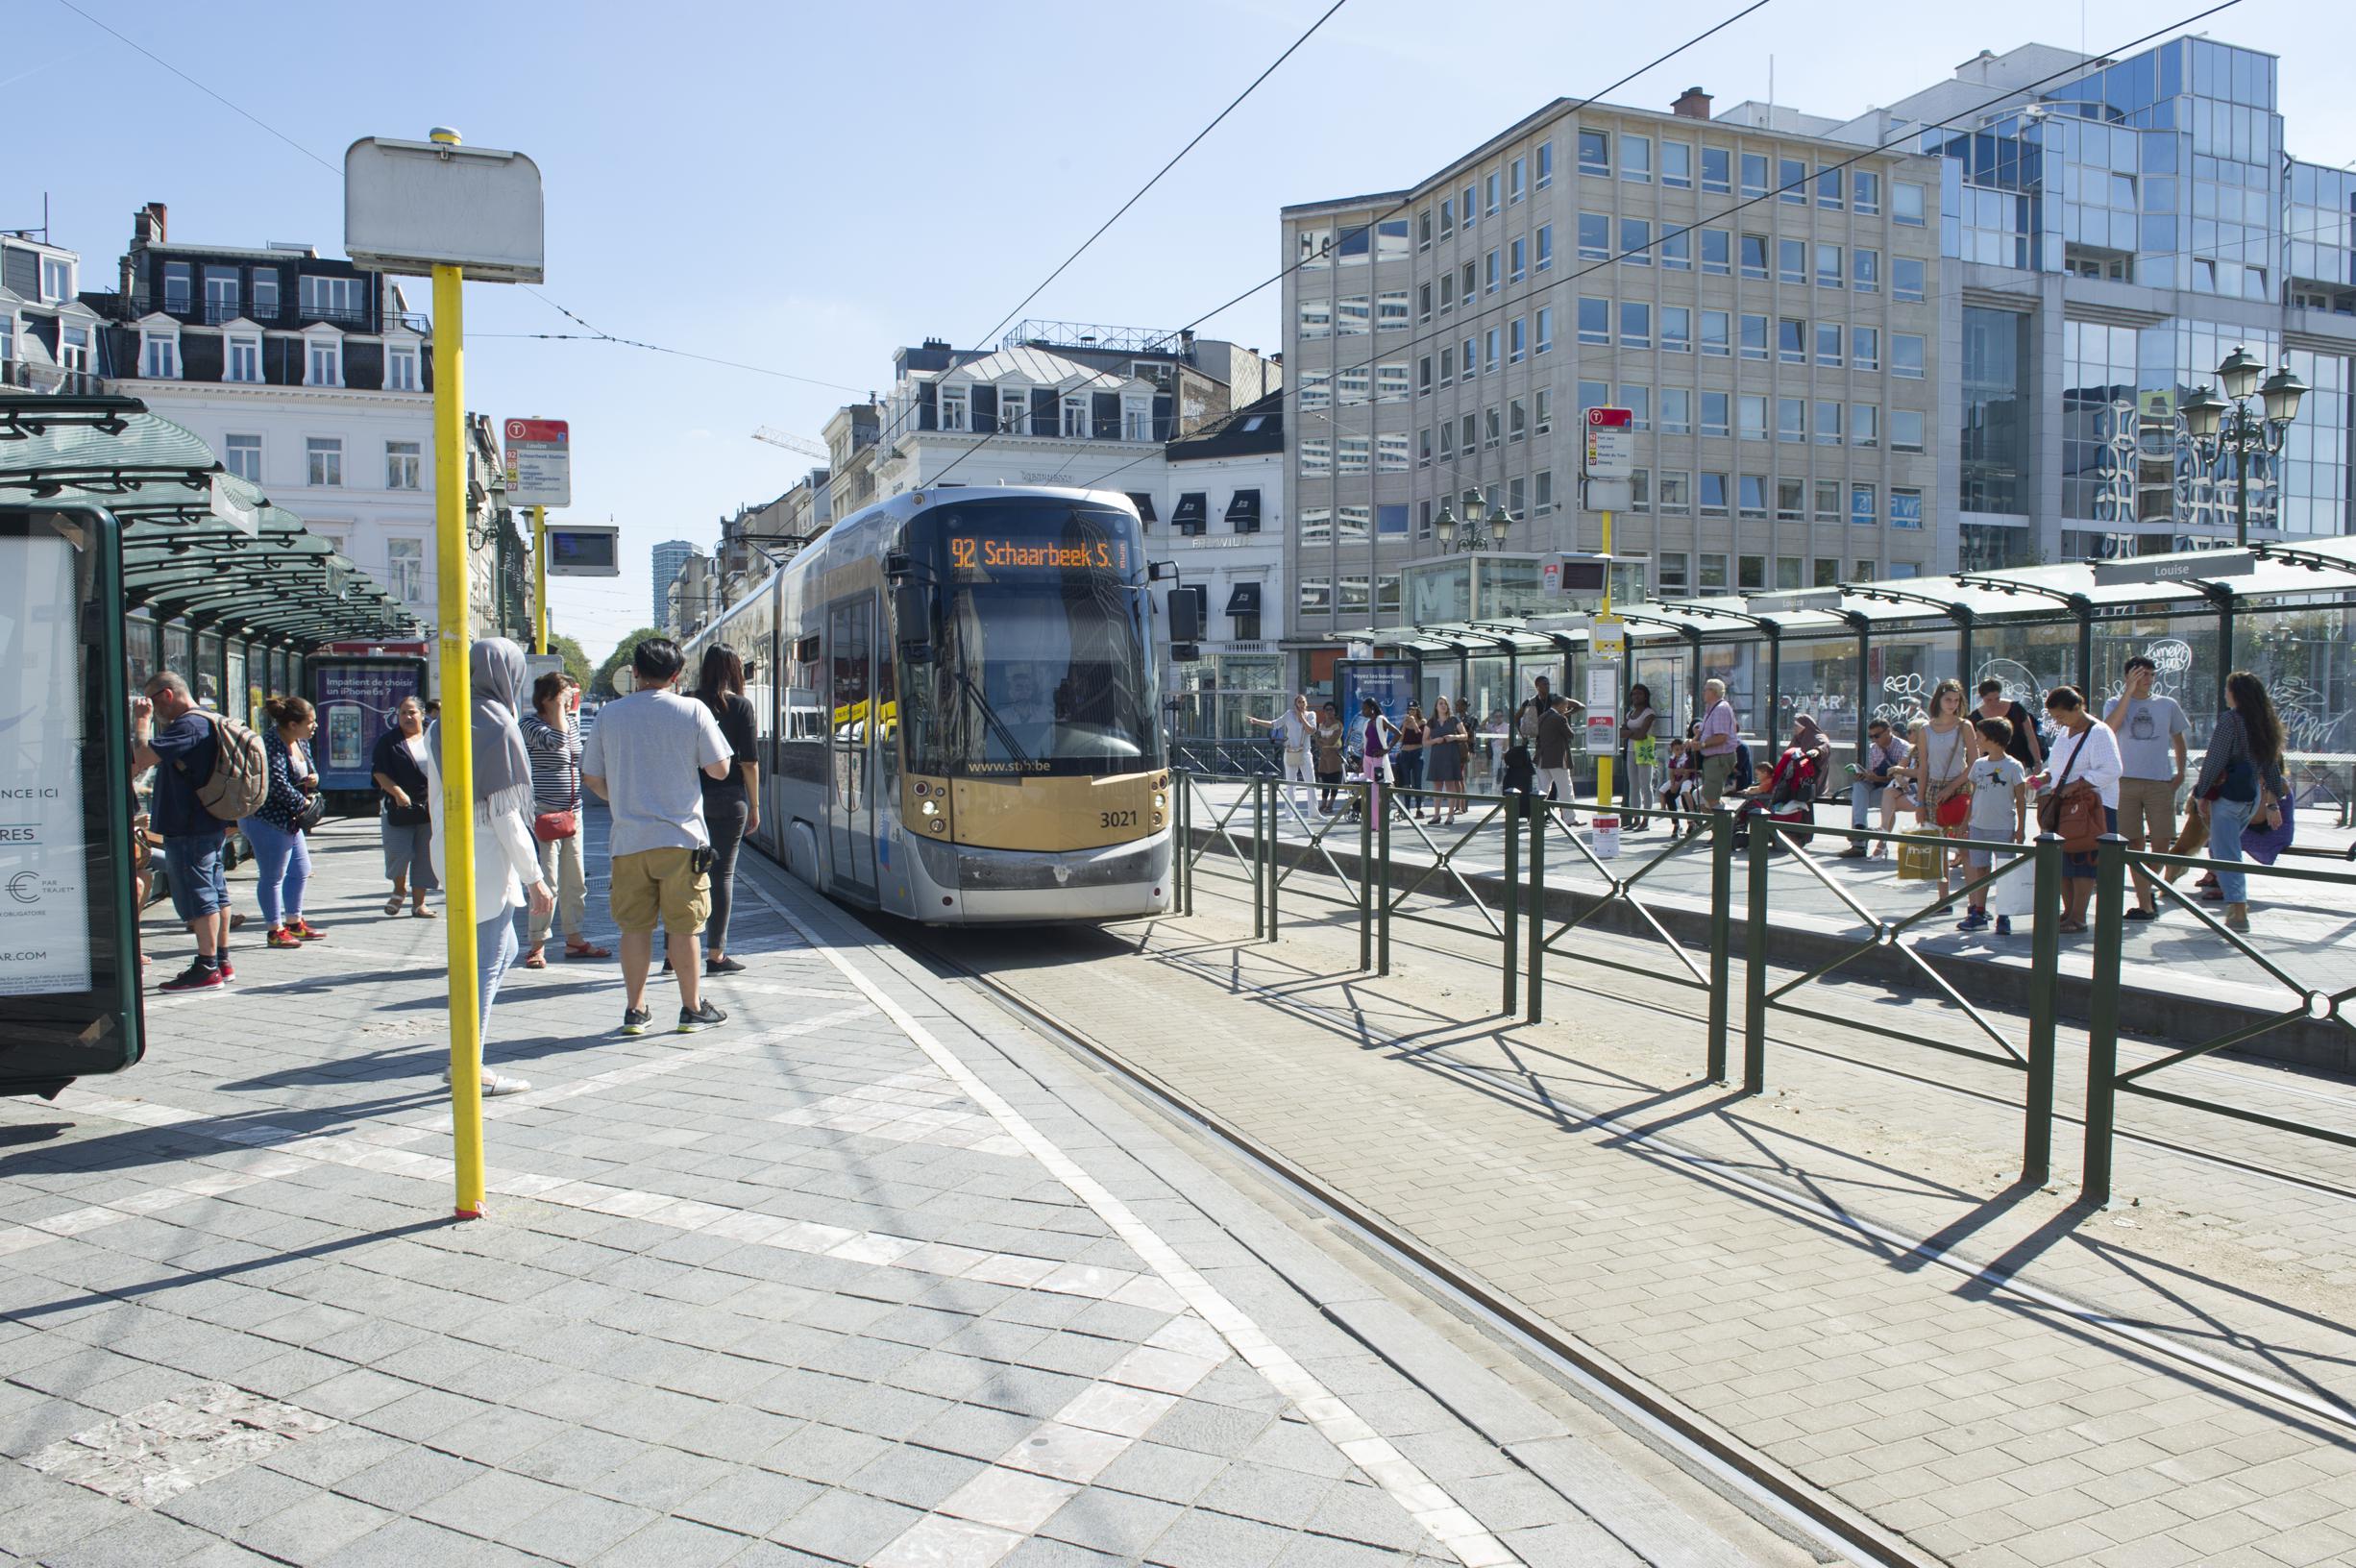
left=532, top=808, right=578, bottom=842
left=1934, top=792, right=1971, bottom=829
left=291, top=793, right=326, bottom=834
left=2036, top=729, right=2104, bottom=853
left=1896, top=840, right=1944, bottom=882
left=1987, top=851, right=2036, bottom=917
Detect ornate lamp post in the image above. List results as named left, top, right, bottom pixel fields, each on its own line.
left=2181, top=346, right=2308, bottom=547
left=1435, top=486, right=1511, bottom=553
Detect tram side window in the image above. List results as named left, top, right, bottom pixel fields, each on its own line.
left=786, top=635, right=826, bottom=741
left=829, top=601, right=871, bottom=811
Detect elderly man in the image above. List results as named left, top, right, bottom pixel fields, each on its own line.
left=1696, top=678, right=1740, bottom=807
left=131, top=673, right=234, bottom=992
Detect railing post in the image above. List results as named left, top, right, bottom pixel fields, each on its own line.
left=2082, top=832, right=2128, bottom=1205
left=1377, top=798, right=1391, bottom=976
left=1359, top=785, right=1374, bottom=971
left=1743, top=814, right=1770, bottom=1094
left=2024, top=833, right=2062, bottom=1184
left=1251, top=776, right=1266, bottom=941
left=1525, top=804, right=1546, bottom=1024
left=1264, top=779, right=1279, bottom=940
left=1706, top=809, right=1733, bottom=1083
left=1503, top=798, right=1520, bottom=1017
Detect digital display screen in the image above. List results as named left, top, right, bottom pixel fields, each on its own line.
left=547, top=527, right=619, bottom=576
left=950, top=536, right=1132, bottom=575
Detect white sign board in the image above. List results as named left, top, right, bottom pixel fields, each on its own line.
left=1584, top=667, right=1620, bottom=755
left=345, top=135, right=546, bottom=282
left=1590, top=618, right=1627, bottom=660
left=0, top=531, right=91, bottom=995
left=503, top=417, right=571, bottom=508
left=1584, top=426, right=1633, bottom=479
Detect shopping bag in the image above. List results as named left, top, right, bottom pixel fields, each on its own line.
left=1896, top=840, right=1944, bottom=882
left=1986, top=852, right=2035, bottom=918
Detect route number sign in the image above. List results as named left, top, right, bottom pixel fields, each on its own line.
left=503, top=417, right=571, bottom=508
left=1583, top=406, right=1633, bottom=479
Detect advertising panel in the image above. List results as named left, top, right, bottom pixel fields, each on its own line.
left=1335, top=659, right=1418, bottom=743
left=0, top=529, right=91, bottom=996
left=309, top=657, right=429, bottom=796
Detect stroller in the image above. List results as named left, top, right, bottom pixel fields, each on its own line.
left=1732, top=747, right=1821, bottom=851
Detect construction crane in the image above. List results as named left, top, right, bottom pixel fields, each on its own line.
left=751, top=427, right=827, bottom=461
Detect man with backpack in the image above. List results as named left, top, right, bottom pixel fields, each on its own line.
left=131, top=671, right=269, bottom=992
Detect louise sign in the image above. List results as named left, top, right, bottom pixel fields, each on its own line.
left=503, top=417, right=571, bottom=508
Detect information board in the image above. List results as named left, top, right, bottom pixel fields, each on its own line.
left=503, top=417, right=572, bottom=508
left=1585, top=667, right=1620, bottom=754
left=0, top=528, right=92, bottom=996
left=309, top=656, right=429, bottom=797
left=1583, top=406, right=1634, bottom=478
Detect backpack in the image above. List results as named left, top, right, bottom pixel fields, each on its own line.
left=172, top=712, right=271, bottom=822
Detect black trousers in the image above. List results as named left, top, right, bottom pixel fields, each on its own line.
left=702, top=783, right=749, bottom=952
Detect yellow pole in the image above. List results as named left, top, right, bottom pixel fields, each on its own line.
left=532, top=505, right=548, bottom=656
left=1595, top=508, right=1614, bottom=814
left=432, top=245, right=486, bottom=1220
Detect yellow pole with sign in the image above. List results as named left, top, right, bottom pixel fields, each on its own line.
left=429, top=136, right=485, bottom=1220
left=1595, top=508, right=1613, bottom=815
left=532, top=505, right=548, bottom=655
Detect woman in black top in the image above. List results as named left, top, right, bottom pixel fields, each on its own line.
left=369, top=695, right=438, bottom=917
left=695, top=645, right=760, bottom=974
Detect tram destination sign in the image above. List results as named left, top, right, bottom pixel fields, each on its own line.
left=950, top=536, right=1134, bottom=575
left=2092, top=549, right=2254, bottom=586
left=503, top=417, right=571, bottom=508
left=1583, top=406, right=1634, bottom=479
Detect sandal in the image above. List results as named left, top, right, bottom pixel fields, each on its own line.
left=411, top=903, right=436, bottom=919
left=2058, top=918, right=2087, bottom=934
left=521, top=943, right=548, bottom=970
left=565, top=939, right=612, bottom=959
left=384, top=894, right=404, bottom=917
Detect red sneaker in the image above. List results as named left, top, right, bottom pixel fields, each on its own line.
left=160, top=963, right=225, bottom=993
left=217, top=958, right=235, bottom=982
left=289, top=918, right=327, bottom=941
left=267, top=928, right=302, bottom=950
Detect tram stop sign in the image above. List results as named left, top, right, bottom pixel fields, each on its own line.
left=1583, top=406, right=1634, bottom=478
left=345, top=135, right=545, bottom=281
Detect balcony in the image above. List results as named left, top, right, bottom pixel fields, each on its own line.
left=297, top=301, right=370, bottom=328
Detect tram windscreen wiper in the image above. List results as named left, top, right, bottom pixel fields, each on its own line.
left=954, top=669, right=1033, bottom=768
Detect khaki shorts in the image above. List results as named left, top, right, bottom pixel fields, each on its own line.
left=1700, top=751, right=1735, bottom=804
left=2117, top=775, right=2179, bottom=847
left=609, top=846, right=710, bottom=936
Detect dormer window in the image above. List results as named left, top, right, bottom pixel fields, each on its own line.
left=226, top=333, right=261, bottom=383
left=1123, top=395, right=1151, bottom=441
left=59, top=326, right=90, bottom=374
left=41, top=256, right=74, bottom=304
left=141, top=329, right=180, bottom=380
left=998, top=387, right=1027, bottom=436
left=306, top=334, right=343, bottom=388
left=940, top=385, right=969, bottom=432
left=163, top=262, right=192, bottom=314
left=1062, top=396, right=1088, bottom=438
left=384, top=343, right=420, bottom=391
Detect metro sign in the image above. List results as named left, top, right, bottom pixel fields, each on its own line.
left=1583, top=406, right=1633, bottom=478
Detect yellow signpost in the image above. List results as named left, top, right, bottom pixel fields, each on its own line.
left=533, top=506, right=549, bottom=656
left=1594, top=507, right=1615, bottom=814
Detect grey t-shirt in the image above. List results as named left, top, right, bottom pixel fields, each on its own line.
left=581, top=689, right=729, bottom=858
left=2102, top=695, right=2190, bottom=780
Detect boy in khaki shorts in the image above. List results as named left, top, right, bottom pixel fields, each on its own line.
left=2102, top=654, right=2189, bottom=921
left=583, top=637, right=734, bottom=1034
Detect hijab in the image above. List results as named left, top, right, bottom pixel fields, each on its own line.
left=430, top=637, right=535, bottom=818
left=1789, top=714, right=1827, bottom=755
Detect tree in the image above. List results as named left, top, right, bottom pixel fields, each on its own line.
left=591, top=627, right=664, bottom=698
left=547, top=632, right=592, bottom=691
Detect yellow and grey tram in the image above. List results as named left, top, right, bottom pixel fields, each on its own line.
left=685, top=485, right=1172, bottom=923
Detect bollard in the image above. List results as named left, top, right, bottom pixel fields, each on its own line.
left=1265, top=778, right=1279, bottom=940
left=2081, top=834, right=2128, bottom=1205
left=2024, top=834, right=2062, bottom=1184
left=1706, top=810, right=1733, bottom=1083
left=1377, top=800, right=1392, bottom=976
left=1359, top=785, right=1374, bottom=971
left=1525, top=805, right=1546, bottom=1023
left=1743, top=817, right=1770, bottom=1094
left=1503, top=799, right=1519, bottom=1016
left=1252, top=775, right=1266, bottom=940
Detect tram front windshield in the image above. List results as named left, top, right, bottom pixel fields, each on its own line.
left=919, top=502, right=1158, bottom=776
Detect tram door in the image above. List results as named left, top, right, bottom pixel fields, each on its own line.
left=826, top=597, right=876, bottom=896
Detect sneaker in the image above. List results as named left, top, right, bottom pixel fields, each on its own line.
left=289, top=919, right=327, bottom=940
left=216, top=958, right=235, bottom=982
left=160, top=963, right=225, bottom=993
left=2124, top=906, right=2157, bottom=922
left=677, top=1000, right=727, bottom=1034
left=1955, top=909, right=1990, bottom=932
left=704, top=955, right=746, bottom=974
left=267, top=927, right=302, bottom=950
left=1994, top=916, right=2012, bottom=936
left=621, top=1006, right=652, bottom=1036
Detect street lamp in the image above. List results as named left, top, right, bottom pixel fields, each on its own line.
left=2181, top=345, right=2308, bottom=547
left=1436, top=487, right=1512, bottom=553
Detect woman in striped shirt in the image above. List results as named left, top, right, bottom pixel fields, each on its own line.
left=519, top=673, right=609, bottom=968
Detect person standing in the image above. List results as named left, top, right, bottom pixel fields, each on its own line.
left=1621, top=684, right=1657, bottom=832
left=2102, top=655, right=2190, bottom=922
left=425, top=639, right=555, bottom=1096
left=1313, top=702, right=1346, bottom=816
left=1695, top=679, right=1738, bottom=807
left=2039, top=686, right=2122, bottom=934
left=1534, top=694, right=1580, bottom=822
left=2192, top=672, right=2285, bottom=935
left=130, top=672, right=234, bottom=991
left=520, top=674, right=609, bottom=968
left=1909, top=678, right=1975, bottom=898
left=1347, top=698, right=1398, bottom=822
left=1395, top=705, right=1427, bottom=801
left=371, top=696, right=437, bottom=918
left=694, top=645, right=760, bottom=975
left=1246, top=695, right=1316, bottom=820
left=1977, top=679, right=2044, bottom=772
left=583, top=637, right=733, bottom=1035
left=1955, top=718, right=2030, bottom=936
left=241, top=696, right=326, bottom=950
left=1424, top=696, right=1468, bottom=823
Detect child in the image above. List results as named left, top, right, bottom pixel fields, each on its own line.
left=1500, top=733, right=1537, bottom=821
left=1957, top=716, right=2030, bottom=935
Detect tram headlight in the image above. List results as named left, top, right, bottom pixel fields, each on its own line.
left=1153, top=793, right=1167, bottom=813
left=920, top=798, right=939, bottom=817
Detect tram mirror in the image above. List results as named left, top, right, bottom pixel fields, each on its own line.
left=1166, top=588, right=1203, bottom=643
left=893, top=582, right=935, bottom=662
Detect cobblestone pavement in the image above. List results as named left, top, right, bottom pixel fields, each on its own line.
left=1181, top=777, right=2356, bottom=1016
left=939, top=848, right=2356, bottom=1568
left=0, top=815, right=1824, bottom=1568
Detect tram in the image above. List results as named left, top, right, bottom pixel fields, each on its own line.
left=683, top=485, right=1172, bottom=923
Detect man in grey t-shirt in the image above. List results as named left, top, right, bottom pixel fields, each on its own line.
left=583, top=638, right=732, bottom=1035
left=2101, top=655, right=2190, bottom=919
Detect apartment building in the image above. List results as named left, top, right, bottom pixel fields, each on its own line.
left=1283, top=89, right=1943, bottom=656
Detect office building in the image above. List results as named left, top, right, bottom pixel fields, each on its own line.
left=650, top=538, right=697, bottom=626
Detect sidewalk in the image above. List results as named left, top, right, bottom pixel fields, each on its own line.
left=0, top=813, right=1819, bottom=1568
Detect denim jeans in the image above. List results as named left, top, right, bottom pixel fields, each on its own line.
left=1851, top=782, right=1886, bottom=828
left=238, top=816, right=310, bottom=927
left=2209, top=796, right=2256, bottom=904
left=476, top=908, right=520, bottom=1046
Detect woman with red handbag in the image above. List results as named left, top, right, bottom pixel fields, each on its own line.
left=1909, top=678, right=1975, bottom=902
left=2034, top=685, right=2122, bottom=934
left=520, top=673, right=609, bottom=968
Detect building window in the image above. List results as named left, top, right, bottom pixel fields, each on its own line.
left=1338, top=226, right=1371, bottom=264
left=0, top=315, right=12, bottom=364
left=307, top=437, right=344, bottom=487
left=161, top=261, right=191, bottom=313
left=1485, top=172, right=1500, bottom=214
left=1508, top=319, right=1526, bottom=364
left=1779, top=478, right=1805, bottom=522
left=1621, top=218, right=1652, bottom=266
left=1298, top=576, right=1331, bottom=614
left=306, top=338, right=342, bottom=387
left=1661, top=306, right=1691, bottom=354
left=1618, top=385, right=1648, bottom=432
left=1377, top=364, right=1410, bottom=404
left=1779, top=158, right=1806, bottom=204
left=226, top=334, right=261, bottom=382
left=1418, top=429, right=1433, bottom=468
left=1816, top=323, right=1842, bottom=368
left=141, top=332, right=179, bottom=380
left=1660, top=228, right=1691, bottom=271
left=1699, top=552, right=1728, bottom=592
left=1740, top=233, right=1768, bottom=281
left=1619, top=301, right=1651, bottom=350
left=59, top=326, right=90, bottom=374
left=1125, top=396, right=1153, bottom=438
left=1740, top=314, right=1767, bottom=361
left=1816, top=479, right=1842, bottom=521
left=1534, top=470, right=1556, bottom=516
left=1816, top=244, right=1842, bottom=288
left=224, top=434, right=261, bottom=483
left=1485, top=251, right=1499, bottom=294
left=1853, top=328, right=1879, bottom=372
left=1853, top=171, right=1880, bottom=214
left=1338, top=295, right=1371, bottom=334
left=1418, top=355, right=1434, bottom=396
left=1483, top=409, right=1501, bottom=452
left=1483, top=328, right=1498, bottom=371
left=252, top=271, right=280, bottom=318
left=386, top=440, right=422, bottom=490
left=1739, top=475, right=1768, bottom=519
left=1578, top=297, right=1609, bottom=345
left=1509, top=238, right=1526, bottom=282
left=1417, top=209, right=1433, bottom=250
left=1738, top=395, right=1767, bottom=441
left=1578, top=212, right=1609, bottom=261
left=1298, top=300, right=1331, bottom=339
left=1536, top=140, right=1553, bottom=188
left=1701, top=310, right=1730, bottom=357
left=1535, top=306, right=1554, bottom=354
left=1891, top=488, right=1925, bottom=529
left=381, top=342, right=418, bottom=391
left=1778, top=238, right=1804, bottom=285
left=1339, top=366, right=1369, bottom=407
left=1534, top=388, right=1553, bottom=433
left=1853, top=250, right=1879, bottom=293
left=1894, top=257, right=1926, bottom=303
left=1702, top=146, right=1730, bottom=194
left=1738, top=554, right=1765, bottom=591
left=1851, top=483, right=1877, bottom=527
left=1779, top=318, right=1805, bottom=364
left=1630, top=469, right=1651, bottom=510
left=41, top=255, right=76, bottom=303
left=386, top=538, right=426, bottom=604
left=1579, top=129, right=1608, bottom=176
left=1815, top=401, right=1843, bottom=445
left=1534, top=224, right=1553, bottom=272
left=1376, top=218, right=1409, bottom=259
left=1699, top=473, right=1729, bottom=517
left=299, top=275, right=365, bottom=322
left=1700, top=391, right=1728, bottom=438
left=1063, top=397, right=1088, bottom=436
left=1892, top=334, right=1926, bottom=380
left=1661, top=388, right=1692, bottom=436
left=1621, top=135, right=1652, bottom=184
left=1891, top=408, right=1925, bottom=453
left=1658, top=470, right=1689, bottom=511
left=1300, top=438, right=1330, bottom=476
left=1462, top=184, right=1476, bottom=229
left=1509, top=157, right=1525, bottom=204
left=1817, top=166, right=1843, bottom=209
left=1740, top=153, right=1768, bottom=199
left=1779, top=398, right=1805, bottom=443
left=1341, top=435, right=1371, bottom=473
left=1373, top=292, right=1408, bottom=334
left=1439, top=198, right=1454, bottom=237
left=1778, top=557, right=1804, bottom=591
left=203, top=267, right=239, bottom=323
left=1701, top=229, right=1730, bottom=275
left=1852, top=404, right=1879, bottom=448
left=940, top=387, right=969, bottom=431
left=1661, top=140, right=1693, bottom=189
left=1893, top=183, right=1926, bottom=226
left=1460, top=261, right=1476, bottom=300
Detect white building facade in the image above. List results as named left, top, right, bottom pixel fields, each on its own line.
left=1156, top=392, right=1287, bottom=735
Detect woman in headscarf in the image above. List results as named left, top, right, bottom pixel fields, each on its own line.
left=424, top=639, right=554, bottom=1097
left=1734, top=713, right=1832, bottom=851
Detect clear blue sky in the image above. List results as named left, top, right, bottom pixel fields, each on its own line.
left=13, top=0, right=2349, bottom=661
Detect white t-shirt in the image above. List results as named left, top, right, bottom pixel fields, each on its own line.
left=581, top=689, right=729, bottom=857
left=1966, top=754, right=2028, bottom=837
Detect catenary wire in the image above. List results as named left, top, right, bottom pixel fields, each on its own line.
left=972, top=0, right=1353, bottom=351
left=923, top=0, right=1782, bottom=487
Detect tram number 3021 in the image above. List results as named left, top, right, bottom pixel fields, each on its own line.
left=1100, top=809, right=1139, bottom=829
